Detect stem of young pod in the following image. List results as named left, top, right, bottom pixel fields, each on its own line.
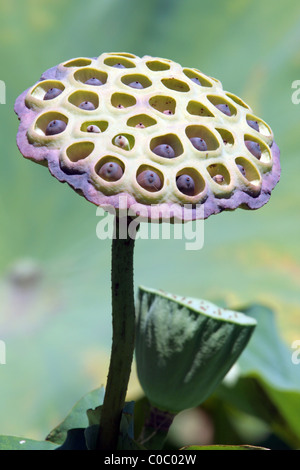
left=97, top=215, right=138, bottom=450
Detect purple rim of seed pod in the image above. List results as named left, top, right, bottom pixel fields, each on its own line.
left=14, top=62, right=281, bottom=223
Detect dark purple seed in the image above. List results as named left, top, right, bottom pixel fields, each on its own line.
left=153, top=144, right=175, bottom=158
left=213, top=174, right=225, bottom=184
left=43, top=88, right=62, bottom=100
left=191, top=77, right=201, bottom=85
left=113, top=63, right=126, bottom=69
left=79, top=101, right=96, bottom=110
left=45, top=119, right=67, bottom=136
left=176, top=174, right=195, bottom=196
left=190, top=137, right=207, bottom=151
left=128, top=81, right=144, bottom=89
left=98, top=162, right=123, bottom=181
left=85, top=77, right=103, bottom=86
left=245, top=140, right=261, bottom=159
left=215, top=103, right=231, bottom=116
left=137, top=170, right=162, bottom=192
left=247, top=119, right=260, bottom=132
left=237, top=164, right=246, bottom=177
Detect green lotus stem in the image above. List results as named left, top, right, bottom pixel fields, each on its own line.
left=97, top=215, right=138, bottom=451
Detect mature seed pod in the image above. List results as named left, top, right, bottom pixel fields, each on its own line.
left=86, top=124, right=101, bottom=133
left=128, top=81, right=144, bottom=89
left=176, top=174, right=195, bottom=196
left=153, top=144, right=175, bottom=158
left=78, top=101, right=96, bottom=110
left=43, top=88, right=62, bottom=100
left=247, top=119, right=260, bottom=132
left=98, top=161, right=123, bottom=181
left=137, top=170, right=162, bottom=192
left=85, top=77, right=103, bottom=86
left=215, top=103, right=231, bottom=116
left=213, top=174, right=225, bottom=184
left=45, top=119, right=67, bottom=136
left=245, top=140, right=261, bottom=159
left=190, top=137, right=207, bottom=151
left=113, top=135, right=130, bottom=150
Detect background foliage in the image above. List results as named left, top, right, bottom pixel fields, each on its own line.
left=0, top=0, right=299, bottom=449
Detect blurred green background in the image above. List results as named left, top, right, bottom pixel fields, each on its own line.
left=0, top=0, right=300, bottom=448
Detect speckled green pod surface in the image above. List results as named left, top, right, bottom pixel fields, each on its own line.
left=15, top=52, right=280, bottom=221
left=135, top=286, right=257, bottom=413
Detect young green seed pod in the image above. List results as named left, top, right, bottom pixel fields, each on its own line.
left=153, top=144, right=175, bottom=158
left=190, top=137, right=207, bottom=151
left=84, top=77, right=103, bottom=86
left=176, top=174, right=195, bottom=196
left=43, top=88, right=63, bottom=100
left=215, top=103, right=231, bottom=116
left=245, top=140, right=261, bottom=159
left=98, top=161, right=123, bottom=181
left=45, top=119, right=67, bottom=136
left=137, top=170, right=162, bottom=192
left=78, top=101, right=96, bottom=110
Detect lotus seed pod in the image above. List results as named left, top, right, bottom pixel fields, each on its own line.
left=153, top=144, right=175, bottom=159
left=190, top=137, right=207, bottom=152
left=43, top=87, right=63, bottom=100
left=215, top=103, right=231, bottom=116
left=98, top=161, right=123, bottom=181
left=78, top=101, right=96, bottom=110
left=176, top=174, right=195, bottom=196
left=247, top=119, right=260, bottom=132
left=137, top=170, right=162, bottom=192
left=45, top=119, right=67, bottom=136
left=84, top=77, right=103, bottom=86
left=128, top=81, right=144, bottom=89
left=15, top=52, right=281, bottom=222
left=245, top=140, right=262, bottom=159
left=135, top=286, right=257, bottom=413
left=86, top=124, right=101, bottom=133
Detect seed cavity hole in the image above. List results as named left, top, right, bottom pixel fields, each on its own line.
left=146, top=60, right=170, bottom=71
left=81, top=121, right=108, bottom=133
left=150, top=134, right=183, bottom=159
left=113, top=133, right=135, bottom=150
left=74, top=68, right=107, bottom=86
left=104, top=57, right=135, bottom=68
left=149, top=95, right=176, bottom=115
left=68, top=90, right=99, bottom=110
left=136, top=165, right=164, bottom=192
left=63, top=58, right=92, bottom=68
left=96, top=157, right=125, bottom=182
left=121, top=74, right=152, bottom=89
left=235, top=157, right=261, bottom=186
left=34, top=112, right=68, bottom=137
left=186, top=125, right=219, bottom=152
left=161, top=78, right=190, bottom=92
left=187, top=101, right=214, bottom=117
left=66, top=141, right=95, bottom=162
left=176, top=168, right=205, bottom=196
left=207, top=163, right=231, bottom=185
left=111, top=92, right=136, bottom=108
left=127, top=114, right=157, bottom=128
left=183, top=68, right=213, bottom=87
